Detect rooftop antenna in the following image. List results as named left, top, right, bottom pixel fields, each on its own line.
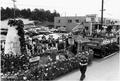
left=11, top=0, right=16, bottom=20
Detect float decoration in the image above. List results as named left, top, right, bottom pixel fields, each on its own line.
left=4, top=19, right=26, bottom=55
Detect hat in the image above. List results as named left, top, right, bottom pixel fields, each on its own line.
left=42, top=35, right=46, bottom=39
left=68, top=32, right=73, bottom=38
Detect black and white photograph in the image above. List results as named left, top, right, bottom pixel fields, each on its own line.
left=1, top=0, right=120, bottom=81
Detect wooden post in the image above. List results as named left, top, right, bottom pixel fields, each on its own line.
left=101, top=0, right=104, bottom=28
left=12, top=0, right=16, bottom=20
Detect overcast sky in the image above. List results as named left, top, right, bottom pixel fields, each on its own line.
left=1, top=0, right=120, bottom=19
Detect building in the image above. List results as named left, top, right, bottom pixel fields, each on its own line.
left=54, top=16, right=86, bottom=32
left=54, top=14, right=99, bottom=32
left=54, top=14, right=120, bottom=34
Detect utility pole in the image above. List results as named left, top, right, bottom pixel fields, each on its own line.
left=101, top=0, right=104, bottom=28
left=12, top=0, right=16, bottom=20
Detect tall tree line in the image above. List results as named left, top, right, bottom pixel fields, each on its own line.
left=1, top=7, right=60, bottom=22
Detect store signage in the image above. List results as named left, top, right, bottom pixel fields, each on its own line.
left=86, top=17, right=91, bottom=22
left=86, top=14, right=98, bottom=22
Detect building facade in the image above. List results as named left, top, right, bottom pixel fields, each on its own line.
left=54, top=14, right=120, bottom=33
left=54, top=16, right=86, bottom=32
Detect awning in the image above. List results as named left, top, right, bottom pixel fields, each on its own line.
left=72, top=24, right=84, bottom=32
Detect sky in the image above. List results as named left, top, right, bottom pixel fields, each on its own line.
left=1, top=0, right=120, bottom=19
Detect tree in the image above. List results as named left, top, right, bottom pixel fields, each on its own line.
left=1, top=7, right=7, bottom=20
left=1, top=7, right=60, bottom=22
left=20, top=8, right=31, bottom=18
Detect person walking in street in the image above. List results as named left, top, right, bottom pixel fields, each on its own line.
left=77, top=52, right=89, bottom=81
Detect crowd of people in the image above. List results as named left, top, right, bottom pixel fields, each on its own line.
left=25, top=35, right=57, bottom=56
left=25, top=33, right=78, bottom=56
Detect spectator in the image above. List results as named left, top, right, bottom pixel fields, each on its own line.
left=41, top=35, right=48, bottom=52
left=37, top=41, right=43, bottom=54
left=48, top=35, right=56, bottom=49
left=56, top=37, right=65, bottom=50
left=66, top=33, right=78, bottom=55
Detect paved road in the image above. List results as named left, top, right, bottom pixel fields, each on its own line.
left=55, top=52, right=120, bottom=81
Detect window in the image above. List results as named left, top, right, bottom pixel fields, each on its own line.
left=91, top=18, right=94, bottom=22
left=115, top=21, right=117, bottom=23
left=63, top=26, right=66, bottom=27
left=58, top=20, right=60, bottom=23
left=75, top=19, right=79, bottom=23
left=94, top=25, right=98, bottom=30
left=85, top=26, right=89, bottom=30
left=56, top=26, right=60, bottom=29
left=68, top=19, right=72, bottom=23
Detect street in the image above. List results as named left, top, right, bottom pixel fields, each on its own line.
left=55, top=52, right=120, bottom=81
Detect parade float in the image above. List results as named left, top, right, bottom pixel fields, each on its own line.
left=74, top=35, right=94, bottom=63
left=4, top=19, right=26, bottom=55
left=1, top=19, right=29, bottom=80
left=1, top=24, right=93, bottom=80
left=85, top=31, right=119, bottom=57
left=72, top=23, right=119, bottom=58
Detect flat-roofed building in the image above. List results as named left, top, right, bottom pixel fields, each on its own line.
left=54, top=16, right=86, bottom=32
left=54, top=14, right=120, bottom=33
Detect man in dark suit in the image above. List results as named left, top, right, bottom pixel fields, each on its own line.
left=77, top=52, right=88, bottom=81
